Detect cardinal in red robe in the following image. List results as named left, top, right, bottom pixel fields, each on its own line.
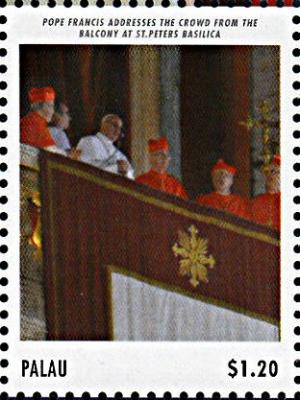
left=252, top=155, right=280, bottom=231
left=21, top=86, right=56, bottom=148
left=136, top=137, right=188, bottom=199
left=196, top=159, right=250, bottom=220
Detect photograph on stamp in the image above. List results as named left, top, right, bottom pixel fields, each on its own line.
left=19, top=44, right=280, bottom=342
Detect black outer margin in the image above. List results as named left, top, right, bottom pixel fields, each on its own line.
left=0, top=7, right=298, bottom=400
left=294, top=15, right=300, bottom=398
left=6, top=388, right=290, bottom=398
left=0, top=393, right=295, bottom=399
left=0, top=8, right=7, bottom=398
left=3, top=0, right=300, bottom=8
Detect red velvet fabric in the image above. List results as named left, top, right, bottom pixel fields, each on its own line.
left=40, top=151, right=280, bottom=340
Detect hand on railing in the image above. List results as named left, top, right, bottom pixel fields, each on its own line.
left=68, top=148, right=82, bottom=160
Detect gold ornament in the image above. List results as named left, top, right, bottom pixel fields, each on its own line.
left=172, top=225, right=216, bottom=287
left=31, top=191, right=41, bottom=208
left=28, top=191, right=42, bottom=260
left=240, top=99, right=279, bottom=170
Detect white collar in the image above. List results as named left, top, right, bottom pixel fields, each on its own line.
left=96, top=132, right=114, bottom=145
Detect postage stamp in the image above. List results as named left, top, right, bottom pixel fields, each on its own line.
left=2, top=3, right=299, bottom=397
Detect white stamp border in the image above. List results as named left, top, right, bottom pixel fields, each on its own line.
left=2, top=6, right=298, bottom=397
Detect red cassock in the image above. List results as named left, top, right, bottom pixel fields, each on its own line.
left=251, top=192, right=280, bottom=231
left=136, top=169, right=188, bottom=199
left=20, top=111, right=55, bottom=148
left=196, top=192, right=250, bottom=220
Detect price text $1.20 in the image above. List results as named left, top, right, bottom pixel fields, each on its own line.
left=228, top=359, right=278, bottom=379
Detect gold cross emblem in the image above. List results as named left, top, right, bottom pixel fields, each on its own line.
left=172, top=225, right=216, bottom=287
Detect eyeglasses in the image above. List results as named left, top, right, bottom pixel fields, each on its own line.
left=152, top=152, right=170, bottom=160
left=109, top=122, right=123, bottom=130
left=45, top=103, right=55, bottom=109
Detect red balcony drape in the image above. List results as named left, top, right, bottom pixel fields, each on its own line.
left=40, top=150, right=279, bottom=340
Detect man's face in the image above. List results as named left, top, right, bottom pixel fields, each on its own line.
left=102, top=117, right=123, bottom=142
left=58, top=104, right=71, bottom=130
left=212, top=169, right=234, bottom=193
left=41, top=101, right=55, bottom=123
left=149, top=150, right=170, bottom=173
left=266, top=164, right=280, bottom=193
left=55, top=104, right=71, bottom=129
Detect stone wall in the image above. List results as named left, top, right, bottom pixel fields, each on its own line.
left=160, top=46, right=182, bottom=179
left=250, top=46, right=280, bottom=196
left=159, top=46, right=280, bottom=195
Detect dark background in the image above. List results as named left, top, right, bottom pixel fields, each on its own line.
left=181, top=46, right=251, bottom=197
left=20, top=45, right=130, bottom=152
left=20, top=45, right=252, bottom=197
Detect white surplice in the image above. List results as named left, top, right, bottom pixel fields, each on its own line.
left=77, top=132, right=134, bottom=179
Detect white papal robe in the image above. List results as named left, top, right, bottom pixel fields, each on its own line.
left=77, top=132, right=134, bottom=179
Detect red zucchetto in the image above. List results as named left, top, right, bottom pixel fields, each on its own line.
left=211, top=159, right=237, bottom=175
left=28, top=87, right=55, bottom=103
left=148, top=137, right=169, bottom=153
left=21, top=86, right=56, bottom=148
